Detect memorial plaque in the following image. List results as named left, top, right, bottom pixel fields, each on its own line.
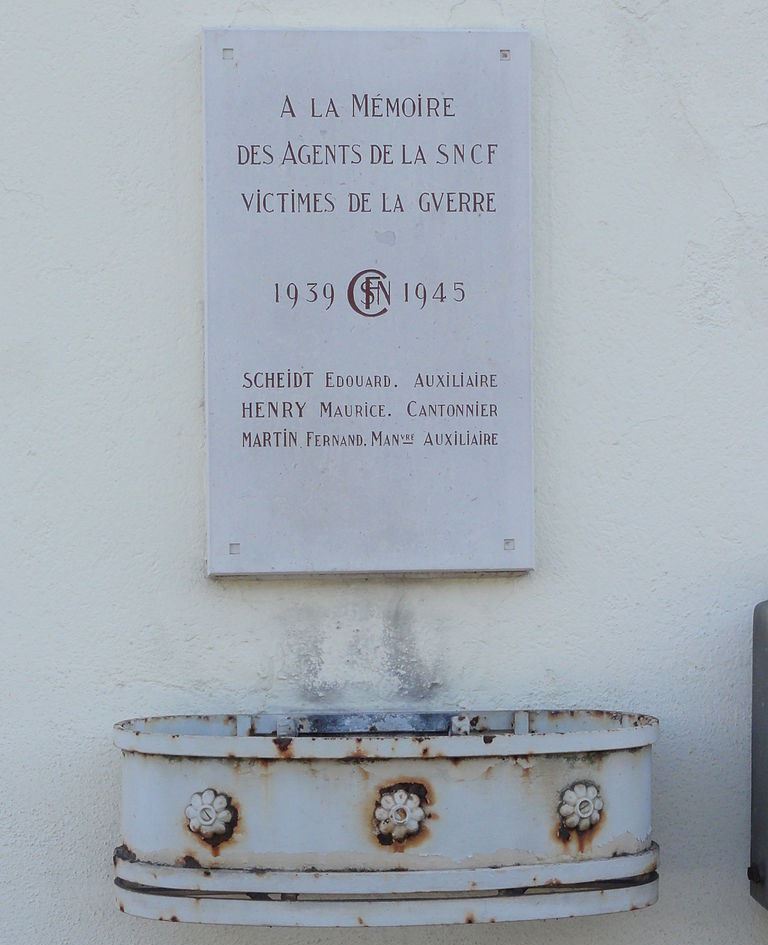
left=204, top=29, right=532, bottom=575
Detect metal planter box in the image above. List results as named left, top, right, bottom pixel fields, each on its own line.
left=113, top=709, right=659, bottom=926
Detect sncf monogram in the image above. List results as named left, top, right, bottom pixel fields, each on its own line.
left=346, top=269, right=390, bottom=317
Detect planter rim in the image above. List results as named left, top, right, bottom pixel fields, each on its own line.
left=114, top=709, right=658, bottom=759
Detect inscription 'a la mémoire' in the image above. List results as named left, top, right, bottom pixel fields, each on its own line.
left=280, top=94, right=457, bottom=119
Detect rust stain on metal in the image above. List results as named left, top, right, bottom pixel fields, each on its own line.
left=555, top=811, right=604, bottom=854
left=342, top=739, right=370, bottom=762
left=465, top=912, right=476, bottom=923
left=548, top=708, right=656, bottom=729
left=273, top=736, right=294, bottom=757
left=518, top=755, right=534, bottom=779
left=177, top=855, right=202, bottom=868
left=556, top=824, right=596, bottom=854
left=562, top=751, right=606, bottom=770
left=113, top=844, right=137, bottom=865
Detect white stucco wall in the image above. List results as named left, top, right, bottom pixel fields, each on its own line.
left=3, top=0, right=768, bottom=943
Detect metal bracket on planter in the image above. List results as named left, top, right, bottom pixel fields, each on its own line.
left=274, top=716, right=297, bottom=739
left=450, top=714, right=473, bottom=735
left=450, top=711, right=530, bottom=736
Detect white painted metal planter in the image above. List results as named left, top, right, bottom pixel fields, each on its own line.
left=113, top=710, right=659, bottom=926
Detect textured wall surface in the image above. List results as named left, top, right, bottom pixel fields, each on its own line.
left=3, top=1, right=768, bottom=943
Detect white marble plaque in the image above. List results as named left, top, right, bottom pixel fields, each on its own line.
left=204, top=29, right=532, bottom=575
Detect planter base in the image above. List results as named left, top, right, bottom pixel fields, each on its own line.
left=116, top=875, right=659, bottom=927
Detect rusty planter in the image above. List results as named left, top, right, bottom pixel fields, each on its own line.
left=113, top=710, right=659, bottom=926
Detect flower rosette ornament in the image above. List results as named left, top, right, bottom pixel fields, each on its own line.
left=374, top=788, right=426, bottom=843
left=185, top=789, right=236, bottom=844
left=559, top=782, right=603, bottom=832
